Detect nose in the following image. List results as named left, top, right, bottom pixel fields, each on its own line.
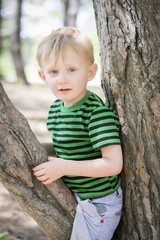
left=58, top=72, right=68, bottom=84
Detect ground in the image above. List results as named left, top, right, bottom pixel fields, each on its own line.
left=0, top=182, right=47, bottom=240
left=0, top=81, right=104, bottom=240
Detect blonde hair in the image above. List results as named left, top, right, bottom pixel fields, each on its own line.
left=36, top=26, right=94, bottom=68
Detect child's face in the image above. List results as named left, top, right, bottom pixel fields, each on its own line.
left=38, top=48, right=97, bottom=107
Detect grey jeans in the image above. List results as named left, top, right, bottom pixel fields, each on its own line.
left=70, top=187, right=123, bottom=240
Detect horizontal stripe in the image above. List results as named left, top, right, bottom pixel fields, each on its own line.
left=57, top=150, right=99, bottom=156
left=54, top=134, right=89, bottom=138
left=73, top=176, right=120, bottom=194
left=90, top=129, right=118, bottom=138
left=92, top=136, right=120, bottom=145
left=69, top=183, right=114, bottom=192
left=53, top=142, right=92, bottom=149
left=57, top=151, right=101, bottom=159
left=66, top=178, right=117, bottom=190
left=63, top=174, right=115, bottom=181
left=47, top=121, right=88, bottom=126
left=53, top=143, right=92, bottom=151
left=48, top=114, right=90, bottom=120
left=63, top=177, right=98, bottom=185
left=63, top=175, right=116, bottom=185
left=83, top=102, right=100, bottom=108
left=52, top=138, right=85, bottom=144
left=77, top=183, right=121, bottom=199
left=77, top=108, right=93, bottom=114
left=48, top=127, right=88, bottom=132
left=89, top=122, right=119, bottom=131
left=90, top=115, right=118, bottom=123
left=93, top=142, right=121, bottom=151
left=57, top=155, right=100, bottom=161
left=63, top=175, right=95, bottom=181
left=91, top=108, right=115, bottom=115
left=55, top=147, right=94, bottom=154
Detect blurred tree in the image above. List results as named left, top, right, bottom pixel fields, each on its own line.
left=11, top=0, right=29, bottom=85
left=63, top=0, right=80, bottom=26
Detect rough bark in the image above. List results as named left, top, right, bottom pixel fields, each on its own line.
left=93, top=0, right=160, bottom=239
left=0, top=82, right=76, bottom=240
left=0, top=0, right=2, bottom=55
left=11, top=0, right=29, bottom=85
left=0, top=0, right=2, bottom=81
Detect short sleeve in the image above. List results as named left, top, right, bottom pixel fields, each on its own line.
left=89, top=106, right=121, bottom=151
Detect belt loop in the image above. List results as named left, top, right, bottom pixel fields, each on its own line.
left=117, top=186, right=122, bottom=196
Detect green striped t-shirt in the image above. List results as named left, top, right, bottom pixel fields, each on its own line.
left=47, top=91, right=121, bottom=199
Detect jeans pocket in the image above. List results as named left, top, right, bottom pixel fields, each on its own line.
left=93, top=188, right=123, bottom=218
left=93, top=203, right=108, bottom=217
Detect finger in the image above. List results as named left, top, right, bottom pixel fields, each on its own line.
left=48, top=157, right=53, bottom=162
left=32, top=163, right=46, bottom=172
left=37, top=175, right=49, bottom=182
left=42, top=178, right=53, bottom=185
left=33, top=170, right=44, bottom=177
left=33, top=166, right=43, bottom=172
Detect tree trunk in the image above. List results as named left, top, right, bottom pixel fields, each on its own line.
left=0, top=0, right=2, bottom=81
left=63, top=0, right=80, bottom=27
left=0, top=82, right=76, bottom=240
left=0, top=0, right=2, bottom=55
left=11, top=0, right=29, bottom=85
left=92, top=0, right=160, bottom=239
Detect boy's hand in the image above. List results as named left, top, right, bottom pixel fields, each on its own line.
left=33, top=157, right=65, bottom=185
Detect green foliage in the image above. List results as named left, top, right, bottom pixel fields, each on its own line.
left=0, top=35, right=15, bottom=76
left=0, top=232, right=9, bottom=240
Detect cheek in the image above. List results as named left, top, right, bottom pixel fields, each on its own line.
left=75, top=73, right=88, bottom=84
left=46, top=78, right=55, bottom=87
left=49, top=83, right=56, bottom=91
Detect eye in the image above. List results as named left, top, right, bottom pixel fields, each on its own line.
left=51, top=70, right=58, bottom=74
left=68, top=68, right=76, bottom=73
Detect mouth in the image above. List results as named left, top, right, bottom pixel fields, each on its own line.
left=58, top=88, right=71, bottom=92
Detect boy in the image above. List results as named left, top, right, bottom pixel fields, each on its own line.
left=33, top=26, right=123, bottom=240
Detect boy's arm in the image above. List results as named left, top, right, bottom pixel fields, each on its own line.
left=33, top=144, right=123, bottom=185
left=63, top=144, right=123, bottom=178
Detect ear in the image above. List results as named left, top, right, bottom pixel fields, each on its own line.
left=38, top=70, right=46, bottom=82
left=88, top=64, right=98, bottom=81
